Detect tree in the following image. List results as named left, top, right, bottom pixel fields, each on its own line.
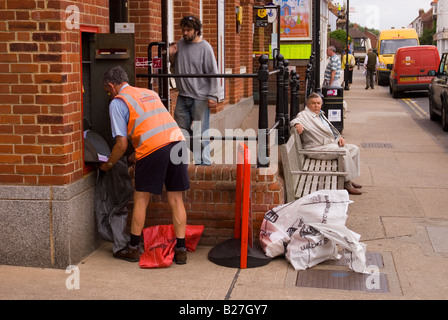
left=330, top=29, right=349, bottom=53
left=420, top=21, right=436, bottom=45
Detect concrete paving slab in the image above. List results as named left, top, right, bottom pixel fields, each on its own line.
left=412, top=188, right=448, bottom=219
left=346, top=215, right=385, bottom=241
left=382, top=217, right=417, bottom=238
left=426, top=226, right=448, bottom=254
left=348, top=186, right=424, bottom=217
left=3, top=69, right=448, bottom=302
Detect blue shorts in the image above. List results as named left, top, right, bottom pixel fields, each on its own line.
left=134, top=141, right=190, bottom=194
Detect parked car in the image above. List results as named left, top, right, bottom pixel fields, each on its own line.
left=428, top=52, right=448, bottom=131
left=389, top=45, right=440, bottom=98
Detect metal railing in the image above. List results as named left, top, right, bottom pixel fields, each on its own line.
left=136, top=51, right=300, bottom=168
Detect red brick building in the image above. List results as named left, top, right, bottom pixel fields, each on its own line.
left=0, top=0, right=288, bottom=268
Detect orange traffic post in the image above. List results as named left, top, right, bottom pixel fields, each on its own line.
left=235, top=143, right=251, bottom=269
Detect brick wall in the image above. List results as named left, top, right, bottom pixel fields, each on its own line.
left=131, top=0, right=161, bottom=90
left=0, top=0, right=108, bottom=185
left=131, top=164, right=284, bottom=246
left=0, top=0, right=286, bottom=250
left=241, top=0, right=254, bottom=98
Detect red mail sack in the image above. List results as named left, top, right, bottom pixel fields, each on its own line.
left=139, top=224, right=204, bottom=268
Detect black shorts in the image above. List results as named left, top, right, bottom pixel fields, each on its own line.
left=135, top=141, right=190, bottom=194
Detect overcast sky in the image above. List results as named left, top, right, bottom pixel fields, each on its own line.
left=346, top=0, right=433, bottom=30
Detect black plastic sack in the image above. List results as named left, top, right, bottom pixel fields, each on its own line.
left=94, top=157, right=133, bottom=253
left=84, top=130, right=111, bottom=163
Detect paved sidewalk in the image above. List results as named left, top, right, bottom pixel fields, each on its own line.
left=1, top=69, right=448, bottom=302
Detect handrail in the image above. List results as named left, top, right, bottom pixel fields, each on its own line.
left=136, top=52, right=301, bottom=168
left=136, top=73, right=258, bottom=79
left=268, top=120, right=281, bottom=135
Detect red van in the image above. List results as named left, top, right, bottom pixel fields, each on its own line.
left=389, top=45, right=440, bottom=98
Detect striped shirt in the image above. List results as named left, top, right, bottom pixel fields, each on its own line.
left=324, top=54, right=341, bottom=81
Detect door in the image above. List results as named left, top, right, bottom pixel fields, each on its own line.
left=88, top=33, right=135, bottom=147
left=419, top=47, right=439, bottom=84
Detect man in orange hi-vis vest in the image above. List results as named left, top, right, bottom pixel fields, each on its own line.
left=101, top=66, right=190, bottom=264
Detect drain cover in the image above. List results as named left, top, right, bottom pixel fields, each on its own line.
left=296, top=252, right=390, bottom=293
left=296, top=269, right=390, bottom=293
left=361, top=142, right=392, bottom=148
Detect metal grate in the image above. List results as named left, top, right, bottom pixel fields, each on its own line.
left=361, top=142, right=393, bottom=149
left=296, top=269, right=390, bottom=293
left=295, top=252, right=390, bottom=293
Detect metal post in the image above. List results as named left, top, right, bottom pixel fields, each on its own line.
left=257, top=54, right=270, bottom=168
left=344, top=0, right=350, bottom=91
left=313, top=0, right=321, bottom=94
left=290, top=70, right=300, bottom=116
left=275, top=54, right=285, bottom=145
left=306, top=61, right=313, bottom=98
left=147, top=44, right=152, bottom=90
left=283, top=59, right=290, bottom=141
left=161, top=1, right=170, bottom=109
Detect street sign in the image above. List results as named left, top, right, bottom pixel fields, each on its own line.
left=266, top=3, right=277, bottom=23
left=256, top=9, right=268, bottom=27
left=135, top=57, right=149, bottom=68
left=152, top=57, right=162, bottom=69
left=115, top=23, right=135, bottom=33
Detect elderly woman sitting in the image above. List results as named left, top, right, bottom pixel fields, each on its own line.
left=290, top=92, right=362, bottom=195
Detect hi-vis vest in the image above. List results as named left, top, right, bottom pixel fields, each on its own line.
left=116, top=86, right=185, bottom=160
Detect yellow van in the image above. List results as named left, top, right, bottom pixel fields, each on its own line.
left=377, top=28, right=419, bottom=85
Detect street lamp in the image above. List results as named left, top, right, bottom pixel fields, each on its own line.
left=344, top=0, right=350, bottom=91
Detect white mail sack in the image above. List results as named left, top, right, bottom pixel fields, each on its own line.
left=259, top=190, right=367, bottom=273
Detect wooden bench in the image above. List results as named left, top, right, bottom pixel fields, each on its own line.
left=280, top=129, right=347, bottom=202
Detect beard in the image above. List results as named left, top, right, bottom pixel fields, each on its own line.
left=183, top=33, right=197, bottom=42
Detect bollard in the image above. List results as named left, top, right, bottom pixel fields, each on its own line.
left=234, top=143, right=251, bottom=269
left=290, top=70, right=300, bottom=118
left=283, top=59, right=290, bottom=141
left=275, top=54, right=286, bottom=145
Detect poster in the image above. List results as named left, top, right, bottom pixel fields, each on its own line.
left=277, top=0, right=311, bottom=40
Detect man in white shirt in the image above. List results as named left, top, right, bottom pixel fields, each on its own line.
left=290, top=93, right=362, bottom=195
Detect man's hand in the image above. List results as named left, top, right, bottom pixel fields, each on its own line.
left=100, top=161, right=113, bottom=171
left=99, top=136, right=128, bottom=171
left=294, top=123, right=304, bottom=135
left=208, top=99, right=217, bottom=109
left=128, top=152, right=136, bottom=165
left=169, top=43, right=178, bottom=56
left=338, top=136, right=346, bottom=147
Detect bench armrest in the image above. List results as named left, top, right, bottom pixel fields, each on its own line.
left=298, top=149, right=346, bottom=158
left=290, top=170, right=347, bottom=177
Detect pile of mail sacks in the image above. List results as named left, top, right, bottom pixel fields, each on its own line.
left=259, top=190, right=367, bottom=273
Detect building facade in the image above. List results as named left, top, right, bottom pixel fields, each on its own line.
left=0, top=0, right=285, bottom=268
left=434, top=0, right=448, bottom=54
left=0, top=0, right=334, bottom=268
